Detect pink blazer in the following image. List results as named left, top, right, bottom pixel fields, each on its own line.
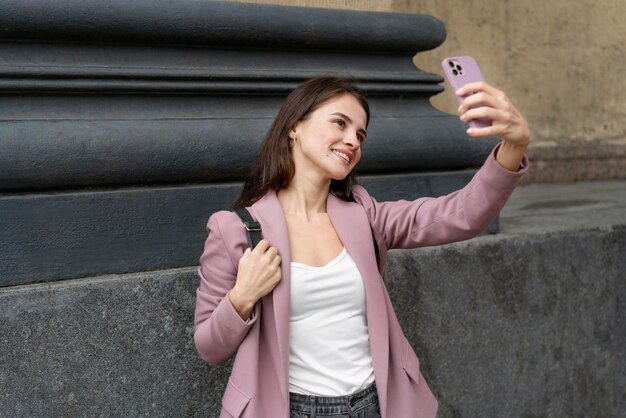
left=194, top=146, right=528, bottom=418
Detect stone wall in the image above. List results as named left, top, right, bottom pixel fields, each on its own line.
left=1, top=0, right=500, bottom=286
left=2, top=224, right=623, bottom=417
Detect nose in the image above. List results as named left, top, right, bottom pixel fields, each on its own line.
left=343, top=130, right=360, bottom=149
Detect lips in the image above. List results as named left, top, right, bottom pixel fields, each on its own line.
left=331, top=148, right=353, bottom=164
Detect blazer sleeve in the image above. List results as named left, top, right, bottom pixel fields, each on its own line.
left=352, top=144, right=528, bottom=250
left=193, top=210, right=260, bottom=365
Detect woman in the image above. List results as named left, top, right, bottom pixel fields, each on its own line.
left=194, top=76, right=530, bottom=418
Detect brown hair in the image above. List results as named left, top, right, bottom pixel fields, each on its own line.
left=231, top=76, right=370, bottom=210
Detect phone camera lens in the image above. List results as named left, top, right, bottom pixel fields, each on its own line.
left=456, top=64, right=463, bottom=72
left=448, top=61, right=455, bottom=68
left=452, top=69, right=458, bottom=76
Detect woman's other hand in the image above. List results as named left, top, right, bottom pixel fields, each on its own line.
left=229, top=239, right=282, bottom=320
left=457, top=82, right=531, bottom=171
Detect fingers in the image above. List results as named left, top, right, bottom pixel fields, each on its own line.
left=463, top=106, right=530, bottom=145
left=461, top=106, right=503, bottom=124
left=458, top=90, right=512, bottom=117
left=455, top=81, right=528, bottom=142
left=245, top=239, right=281, bottom=270
left=264, top=245, right=278, bottom=259
left=458, top=91, right=500, bottom=114
left=453, top=82, right=530, bottom=149
left=251, top=239, right=270, bottom=254
left=456, top=82, right=509, bottom=115
left=466, top=124, right=502, bottom=138
left=463, top=106, right=512, bottom=135
left=456, top=81, right=503, bottom=99
left=235, top=239, right=282, bottom=301
left=251, top=239, right=279, bottom=256
left=271, top=254, right=281, bottom=268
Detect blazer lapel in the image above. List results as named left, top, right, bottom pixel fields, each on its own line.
left=327, top=193, right=390, bottom=412
left=249, top=192, right=292, bottom=398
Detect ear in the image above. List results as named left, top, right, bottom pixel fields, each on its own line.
left=290, top=121, right=302, bottom=138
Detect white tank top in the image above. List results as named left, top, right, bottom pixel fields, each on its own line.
left=288, top=247, right=375, bottom=396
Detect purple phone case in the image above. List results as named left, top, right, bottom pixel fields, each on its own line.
left=441, top=56, right=491, bottom=129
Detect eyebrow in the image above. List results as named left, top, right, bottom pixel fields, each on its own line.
left=330, top=112, right=367, bottom=138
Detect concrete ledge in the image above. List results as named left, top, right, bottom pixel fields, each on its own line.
left=387, top=225, right=624, bottom=417
left=520, top=140, right=626, bottom=185
left=1, top=221, right=624, bottom=417
left=0, top=268, right=230, bottom=417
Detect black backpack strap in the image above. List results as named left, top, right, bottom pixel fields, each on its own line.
left=234, top=208, right=263, bottom=249
left=371, top=229, right=381, bottom=269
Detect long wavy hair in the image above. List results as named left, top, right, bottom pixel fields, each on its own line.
left=231, top=76, right=370, bottom=210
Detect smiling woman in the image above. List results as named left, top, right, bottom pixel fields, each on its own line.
left=232, top=77, right=371, bottom=209
left=193, top=75, right=530, bottom=418
left=289, top=94, right=367, bottom=182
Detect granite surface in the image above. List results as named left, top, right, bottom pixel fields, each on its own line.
left=1, top=180, right=625, bottom=417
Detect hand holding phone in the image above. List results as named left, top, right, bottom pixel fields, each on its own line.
left=441, top=56, right=492, bottom=129
left=441, top=55, right=532, bottom=171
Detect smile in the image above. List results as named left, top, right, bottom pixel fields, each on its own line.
left=332, top=149, right=351, bottom=163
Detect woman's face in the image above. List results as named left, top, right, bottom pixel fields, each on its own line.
left=290, top=94, right=368, bottom=182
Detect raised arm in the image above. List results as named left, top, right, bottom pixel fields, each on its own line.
left=353, top=144, right=528, bottom=251
left=353, top=82, right=531, bottom=250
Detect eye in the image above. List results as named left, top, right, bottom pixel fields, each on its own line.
left=334, top=119, right=346, bottom=128
left=357, top=134, right=365, bottom=143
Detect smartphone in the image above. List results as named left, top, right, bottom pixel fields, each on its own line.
left=441, top=55, right=491, bottom=129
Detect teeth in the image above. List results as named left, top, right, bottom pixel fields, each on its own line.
left=332, top=150, right=350, bottom=163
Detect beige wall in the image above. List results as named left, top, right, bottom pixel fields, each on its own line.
left=235, top=0, right=625, bottom=147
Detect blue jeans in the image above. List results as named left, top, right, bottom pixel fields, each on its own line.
left=289, top=383, right=381, bottom=418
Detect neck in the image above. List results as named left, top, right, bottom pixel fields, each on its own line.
left=277, top=171, right=330, bottom=222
